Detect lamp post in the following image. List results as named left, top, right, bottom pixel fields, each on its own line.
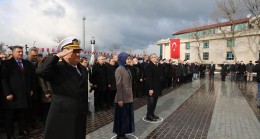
left=25, top=44, right=29, bottom=55
left=90, top=37, right=95, bottom=65
left=82, top=15, right=86, bottom=50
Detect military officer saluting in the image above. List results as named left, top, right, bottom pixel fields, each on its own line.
left=37, top=37, right=88, bottom=139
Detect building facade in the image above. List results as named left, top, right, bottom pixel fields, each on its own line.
left=157, top=17, right=260, bottom=64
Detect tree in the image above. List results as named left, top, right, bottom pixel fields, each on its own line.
left=53, top=35, right=66, bottom=47
left=0, top=42, right=7, bottom=53
left=212, top=0, right=244, bottom=62
left=242, top=0, right=260, bottom=60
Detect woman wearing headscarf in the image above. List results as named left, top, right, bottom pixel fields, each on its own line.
left=113, top=52, right=135, bottom=139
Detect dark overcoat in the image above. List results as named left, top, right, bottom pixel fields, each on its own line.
left=221, top=64, right=229, bottom=76
left=107, top=64, right=117, bottom=91
left=91, top=63, right=108, bottom=91
left=0, top=58, right=34, bottom=109
left=208, top=64, right=215, bottom=73
left=145, top=62, right=162, bottom=97
left=36, top=56, right=87, bottom=139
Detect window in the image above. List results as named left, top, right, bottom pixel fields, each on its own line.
left=227, top=38, right=235, bottom=47
left=185, top=53, right=190, bottom=60
left=185, top=42, right=190, bottom=50
left=203, top=52, right=209, bottom=60
left=226, top=51, right=234, bottom=60
left=203, top=41, right=209, bottom=48
left=235, top=23, right=247, bottom=31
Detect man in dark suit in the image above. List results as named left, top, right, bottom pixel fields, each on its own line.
left=221, top=62, right=229, bottom=81
left=145, top=53, right=162, bottom=121
left=92, top=56, right=109, bottom=111
left=36, top=37, right=88, bottom=139
left=26, top=47, right=42, bottom=131
left=208, top=61, right=215, bottom=79
left=1, top=46, right=34, bottom=139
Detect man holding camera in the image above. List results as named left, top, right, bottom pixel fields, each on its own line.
left=253, top=60, right=260, bottom=107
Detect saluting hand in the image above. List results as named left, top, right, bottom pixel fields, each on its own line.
left=56, top=49, right=73, bottom=58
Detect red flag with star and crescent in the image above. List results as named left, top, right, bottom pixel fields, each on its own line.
left=170, top=39, right=180, bottom=58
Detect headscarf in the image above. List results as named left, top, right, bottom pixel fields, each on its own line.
left=118, top=52, right=130, bottom=68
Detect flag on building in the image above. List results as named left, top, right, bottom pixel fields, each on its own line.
left=170, top=39, right=180, bottom=58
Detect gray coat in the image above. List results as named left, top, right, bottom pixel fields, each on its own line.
left=114, top=66, right=133, bottom=103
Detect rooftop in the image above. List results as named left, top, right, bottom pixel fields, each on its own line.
left=173, top=18, right=249, bottom=35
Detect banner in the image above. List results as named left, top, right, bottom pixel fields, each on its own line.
left=170, top=39, right=180, bottom=58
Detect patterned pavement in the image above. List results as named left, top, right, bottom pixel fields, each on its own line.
left=1, top=77, right=260, bottom=139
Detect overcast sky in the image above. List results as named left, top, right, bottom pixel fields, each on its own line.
left=0, top=0, right=216, bottom=55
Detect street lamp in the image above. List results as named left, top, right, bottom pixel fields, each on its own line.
left=25, top=44, right=29, bottom=55
left=90, top=37, right=95, bottom=65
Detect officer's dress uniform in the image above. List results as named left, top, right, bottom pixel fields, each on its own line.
left=36, top=37, right=88, bottom=139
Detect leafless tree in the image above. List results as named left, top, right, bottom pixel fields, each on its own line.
left=242, top=0, right=260, bottom=59
left=0, top=42, right=7, bottom=53
left=53, top=35, right=66, bottom=47
left=212, top=0, right=244, bottom=62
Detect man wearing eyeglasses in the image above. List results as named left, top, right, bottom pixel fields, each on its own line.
left=37, top=37, right=88, bottom=139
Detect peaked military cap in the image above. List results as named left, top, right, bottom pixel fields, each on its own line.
left=58, top=37, right=82, bottom=51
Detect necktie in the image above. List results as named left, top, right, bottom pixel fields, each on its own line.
left=17, top=61, right=24, bottom=72
left=75, top=67, right=81, bottom=76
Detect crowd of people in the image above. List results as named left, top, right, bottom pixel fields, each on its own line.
left=0, top=37, right=259, bottom=139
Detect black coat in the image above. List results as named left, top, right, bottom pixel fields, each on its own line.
left=36, top=56, right=87, bottom=139
left=253, top=63, right=260, bottom=82
left=208, top=64, right=215, bottom=72
left=0, top=58, right=34, bottom=109
left=91, top=63, right=108, bottom=91
left=107, top=64, right=117, bottom=91
left=145, top=62, right=162, bottom=97
left=221, top=64, right=229, bottom=76
left=238, top=64, right=246, bottom=75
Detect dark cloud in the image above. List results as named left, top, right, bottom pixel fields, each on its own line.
left=71, top=0, right=217, bottom=50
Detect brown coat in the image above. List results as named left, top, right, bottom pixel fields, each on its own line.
left=114, top=66, right=133, bottom=103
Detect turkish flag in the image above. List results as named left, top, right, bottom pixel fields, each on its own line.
left=41, top=48, right=44, bottom=52
left=52, top=48, right=55, bottom=53
left=47, top=48, right=49, bottom=52
left=170, top=39, right=180, bottom=58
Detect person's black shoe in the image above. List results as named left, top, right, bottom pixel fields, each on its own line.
left=146, top=116, right=157, bottom=121
left=19, top=130, right=28, bottom=136
left=153, top=115, right=160, bottom=119
left=117, top=134, right=128, bottom=139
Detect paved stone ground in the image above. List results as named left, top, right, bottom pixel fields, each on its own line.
left=207, top=81, right=260, bottom=139
left=146, top=80, right=219, bottom=139
left=1, top=77, right=260, bottom=139
left=86, top=79, right=205, bottom=139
